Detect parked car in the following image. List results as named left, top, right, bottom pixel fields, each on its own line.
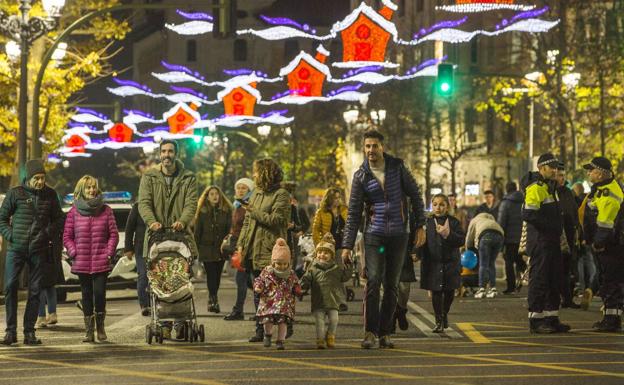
left=56, top=191, right=138, bottom=302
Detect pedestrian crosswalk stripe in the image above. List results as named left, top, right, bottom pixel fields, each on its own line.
left=406, top=301, right=463, bottom=338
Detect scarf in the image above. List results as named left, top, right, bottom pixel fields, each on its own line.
left=233, top=190, right=253, bottom=209
left=314, top=260, right=335, bottom=270
left=75, top=195, right=104, bottom=216
left=268, top=265, right=291, bottom=279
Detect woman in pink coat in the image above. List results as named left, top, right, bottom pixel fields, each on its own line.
left=63, top=175, right=118, bottom=343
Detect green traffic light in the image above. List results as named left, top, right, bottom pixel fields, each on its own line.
left=440, top=82, right=451, bottom=93
left=193, top=136, right=202, bottom=144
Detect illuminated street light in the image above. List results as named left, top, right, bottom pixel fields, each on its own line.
left=257, top=125, right=271, bottom=137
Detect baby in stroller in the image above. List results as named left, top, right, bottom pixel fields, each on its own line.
left=144, top=229, right=204, bottom=344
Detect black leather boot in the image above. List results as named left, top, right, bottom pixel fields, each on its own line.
left=1, top=332, right=17, bottom=346
left=95, top=312, right=107, bottom=341
left=432, top=314, right=444, bottom=333
left=443, top=313, right=449, bottom=329
left=83, top=315, right=95, bottom=343
left=396, top=306, right=409, bottom=331
left=23, top=331, right=42, bottom=345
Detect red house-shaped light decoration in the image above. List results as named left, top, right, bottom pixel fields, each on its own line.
left=334, top=0, right=398, bottom=63
left=218, top=83, right=261, bottom=116
left=108, top=122, right=133, bottom=142
left=280, top=45, right=331, bottom=97
left=65, top=134, right=88, bottom=153
left=167, top=102, right=199, bottom=134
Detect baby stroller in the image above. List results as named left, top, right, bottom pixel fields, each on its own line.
left=144, top=228, right=204, bottom=344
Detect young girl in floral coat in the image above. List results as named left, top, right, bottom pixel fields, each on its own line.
left=254, top=238, right=302, bottom=350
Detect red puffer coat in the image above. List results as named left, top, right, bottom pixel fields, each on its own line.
left=63, top=205, right=119, bottom=274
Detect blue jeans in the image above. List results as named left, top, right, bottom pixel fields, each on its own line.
left=38, top=286, right=57, bottom=317
left=135, top=251, right=149, bottom=308
left=363, top=233, right=408, bottom=337
left=4, top=250, right=43, bottom=333
left=233, top=269, right=249, bottom=313
left=478, top=232, right=503, bottom=288
left=577, top=245, right=596, bottom=291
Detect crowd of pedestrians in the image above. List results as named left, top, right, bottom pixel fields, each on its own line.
left=1, top=131, right=622, bottom=348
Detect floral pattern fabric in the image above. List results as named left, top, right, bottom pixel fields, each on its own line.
left=148, top=255, right=190, bottom=294
left=254, top=267, right=302, bottom=320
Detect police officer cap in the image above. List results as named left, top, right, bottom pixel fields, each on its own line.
left=583, top=156, right=612, bottom=172
left=557, top=161, right=565, bottom=171
left=537, top=153, right=558, bottom=168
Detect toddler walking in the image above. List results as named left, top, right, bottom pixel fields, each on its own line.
left=418, top=194, right=466, bottom=332
left=254, top=238, right=302, bottom=350
left=300, top=233, right=353, bottom=349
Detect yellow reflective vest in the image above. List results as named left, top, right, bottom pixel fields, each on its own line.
left=522, top=178, right=563, bottom=245
left=582, top=179, right=624, bottom=249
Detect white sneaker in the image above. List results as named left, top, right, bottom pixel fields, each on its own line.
left=486, top=287, right=498, bottom=298
left=474, top=288, right=486, bottom=299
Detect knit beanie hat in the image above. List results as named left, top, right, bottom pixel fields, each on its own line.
left=271, top=238, right=291, bottom=264
left=26, top=159, right=45, bottom=180
left=315, top=233, right=336, bottom=258
left=235, top=177, right=255, bottom=191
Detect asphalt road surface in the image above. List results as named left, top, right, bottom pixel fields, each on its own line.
left=0, top=268, right=622, bottom=385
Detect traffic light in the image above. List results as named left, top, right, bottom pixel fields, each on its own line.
left=437, top=63, right=455, bottom=97
left=213, top=0, right=237, bottom=39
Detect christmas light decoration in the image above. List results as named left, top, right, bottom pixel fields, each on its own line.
left=412, top=17, right=468, bottom=40
left=436, top=1, right=536, bottom=13
left=331, top=57, right=443, bottom=85
left=122, top=109, right=165, bottom=125
left=218, top=83, right=262, bottom=116
left=152, top=61, right=281, bottom=88
left=71, top=108, right=111, bottom=124
left=105, top=122, right=136, bottom=143
left=177, top=9, right=213, bottom=21
left=162, top=102, right=201, bottom=135
left=165, top=15, right=213, bottom=36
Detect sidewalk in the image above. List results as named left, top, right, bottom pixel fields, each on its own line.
left=0, top=291, right=28, bottom=306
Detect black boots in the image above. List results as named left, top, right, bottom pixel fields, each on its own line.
left=432, top=314, right=444, bottom=333
left=208, top=295, right=220, bottom=313
left=529, top=318, right=556, bottom=334
left=224, top=311, right=244, bottom=321
left=593, top=315, right=622, bottom=332
left=1, top=332, right=17, bottom=346
left=545, top=316, right=571, bottom=333
left=443, top=313, right=449, bottom=329
left=95, top=312, right=107, bottom=341
left=23, top=331, right=42, bottom=345
left=83, top=315, right=95, bottom=343
left=396, top=306, right=409, bottom=331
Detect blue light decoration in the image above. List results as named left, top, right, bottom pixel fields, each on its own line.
left=259, top=15, right=317, bottom=35
left=177, top=9, right=213, bottom=21
left=412, top=16, right=468, bottom=40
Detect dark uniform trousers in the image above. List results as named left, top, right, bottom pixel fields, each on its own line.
left=528, top=241, right=563, bottom=315
left=597, top=252, right=624, bottom=310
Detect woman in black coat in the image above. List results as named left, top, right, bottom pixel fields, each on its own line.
left=419, top=194, right=465, bottom=333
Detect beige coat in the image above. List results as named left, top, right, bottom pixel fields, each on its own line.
left=236, top=187, right=291, bottom=271
left=465, top=212, right=504, bottom=250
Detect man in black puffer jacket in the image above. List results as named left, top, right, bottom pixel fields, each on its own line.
left=498, top=182, right=526, bottom=294
left=0, top=160, right=64, bottom=346
left=342, top=130, right=426, bottom=349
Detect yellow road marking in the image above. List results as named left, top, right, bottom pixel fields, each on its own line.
left=489, top=338, right=624, bottom=355
left=340, top=343, right=624, bottom=379
left=157, top=345, right=416, bottom=380
left=456, top=323, right=491, bottom=344
left=467, top=323, right=525, bottom=330
left=0, top=353, right=228, bottom=385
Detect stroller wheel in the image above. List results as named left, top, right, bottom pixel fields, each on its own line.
left=190, top=325, right=198, bottom=343
left=346, top=288, right=355, bottom=302
left=146, top=325, right=153, bottom=345
left=198, top=325, right=205, bottom=342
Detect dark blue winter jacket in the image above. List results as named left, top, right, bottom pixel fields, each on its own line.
left=342, top=153, right=425, bottom=249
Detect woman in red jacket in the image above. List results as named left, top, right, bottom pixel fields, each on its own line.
left=63, top=176, right=119, bottom=343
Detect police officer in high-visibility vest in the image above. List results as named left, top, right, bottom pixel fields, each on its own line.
left=581, top=157, right=624, bottom=332
left=522, top=153, right=570, bottom=334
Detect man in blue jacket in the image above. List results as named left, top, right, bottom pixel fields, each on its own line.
left=342, top=130, right=426, bottom=349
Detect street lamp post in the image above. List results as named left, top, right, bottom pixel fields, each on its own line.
left=0, top=0, right=64, bottom=177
